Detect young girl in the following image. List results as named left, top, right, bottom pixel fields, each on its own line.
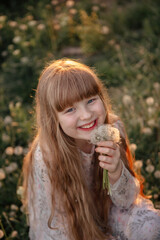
left=22, top=59, right=160, bottom=240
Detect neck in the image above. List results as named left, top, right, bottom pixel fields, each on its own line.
left=75, top=139, right=93, bottom=154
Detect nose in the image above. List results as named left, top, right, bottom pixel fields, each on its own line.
left=79, top=106, right=92, bottom=121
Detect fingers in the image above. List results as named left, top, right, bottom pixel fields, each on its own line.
left=96, top=140, right=116, bottom=149
left=95, top=147, right=115, bottom=156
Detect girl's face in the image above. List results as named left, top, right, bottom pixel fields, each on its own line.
left=57, top=95, right=106, bottom=148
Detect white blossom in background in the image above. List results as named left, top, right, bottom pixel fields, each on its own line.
left=28, top=20, right=37, bottom=27
left=134, top=160, right=143, bottom=170
left=37, top=23, right=45, bottom=30
left=11, top=204, right=19, bottom=211
left=153, top=194, right=159, bottom=199
left=5, top=162, right=18, bottom=174
left=66, top=0, right=75, bottom=7
left=147, top=107, right=155, bottom=116
left=145, top=164, right=155, bottom=173
left=147, top=119, right=156, bottom=127
left=142, top=127, right=152, bottom=135
left=153, top=82, right=160, bottom=92
left=122, top=95, right=132, bottom=106
left=129, top=143, right=137, bottom=154
left=1, top=50, right=8, bottom=57
left=0, top=169, right=6, bottom=180
left=19, top=24, right=27, bottom=31
left=146, top=97, right=154, bottom=106
left=17, top=186, right=24, bottom=198
left=101, top=26, right=110, bottom=35
left=13, top=49, right=20, bottom=56
left=14, top=146, right=23, bottom=155
left=8, top=21, right=17, bottom=27
left=69, top=8, right=77, bottom=15
left=0, top=15, right=7, bottom=22
left=154, top=170, right=160, bottom=179
left=92, top=6, right=99, bottom=11
left=13, top=36, right=21, bottom=44
left=0, top=230, right=4, bottom=239
left=10, top=231, right=18, bottom=238
left=2, top=133, right=10, bottom=142
left=4, top=116, right=12, bottom=125
left=5, top=146, right=14, bottom=155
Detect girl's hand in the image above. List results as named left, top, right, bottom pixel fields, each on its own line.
left=95, top=141, right=122, bottom=185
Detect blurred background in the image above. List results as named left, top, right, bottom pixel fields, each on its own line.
left=0, top=0, right=160, bottom=239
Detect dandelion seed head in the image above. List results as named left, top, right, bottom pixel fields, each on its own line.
left=0, top=169, right=6, bottom=180
left=146, top=97, right=154, bottom=106
left=134, top=160, right=143, bottom=170
left=5, top=146, right=14, bottom=155
left=90, top=124, right=120, bottom=144
left=145, top=164, right=155, bottom=173
left=154, top=170, right=160, bottom=179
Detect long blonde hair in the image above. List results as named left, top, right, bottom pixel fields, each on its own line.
left=22, top=59, right=138, bottom=240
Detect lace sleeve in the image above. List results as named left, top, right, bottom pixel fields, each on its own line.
left=28, top=145, right=69, bottom=240
left=110, top=162, right=140, bottom=209
left=110, top=120, right=140, bottom=209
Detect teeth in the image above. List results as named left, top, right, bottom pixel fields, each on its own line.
left=81, top=121, right=95, bottom=129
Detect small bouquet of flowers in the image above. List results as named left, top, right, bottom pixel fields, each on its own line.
left=90, top=124, right=120, bottom=195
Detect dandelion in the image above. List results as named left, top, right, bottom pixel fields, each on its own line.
left=0, top=230, right=4, bottom=239
left=147, top=119, right=156, bottom=127
left=142, top=127, right=152, bottom=135
left=5, top=147, right=14, bottom=155
left=2, top=133, right=10, bottom=142
left=28, top=20, right=37, bottom=27
left=154, top=170, right=160, bottom=179
left=5, top=162, right=18, bottom=174
left=10, top=204, right=19, bottom=211
left=66, top=0, right=75, bottom=7
left=13, top=36, right=21, bottom=44
left=0, top=15, right=7, bottom=22
left=145, top=164, right=155, bottom=173
left=92, top=6, right=99, bottom=12
left=8, top=21, right=17, bottom=27
left=51, top=0, right=58, bottom=5
left=4, top=116, right=12, bottom=125
left=129, top=143, right=137, bottom=154
left=134, top=160, right=143, bottom=170
left=37, top=23, right=45, bottom=30
left=122, top=95, right=132, bottom=106
left=153, top=82, right=160, bottom=92
left=147, top=107, right=155, bottom=116
left=17, top=186, right=24, bottom=198
left=0, top=169, right=6, bottom=180
left=108, top=39, right=115, bottom=46
left=101, top=26, right=110, bottom=35
left=11, top=231, right=18, bottom=238
left=153, top=194, right=159, bottom=199
left=15, top=102, right=22, bottom=108
left=69, top=8, right=77, bottom=15
left=1, top=51, right=8, bottom=57
left=14, top=146, right=23, bottom=155
left=13, top=49, right=20, bottom=56
left=19, top=24, right=27, bottom=31
left=91, top=124, right=120, bottom=194
left=146, top=97, right=154, bottom=106
left=20, top=56, right=29, bottom=64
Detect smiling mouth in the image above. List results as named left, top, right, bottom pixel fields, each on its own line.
left=78, top=120, right=97, bottom=130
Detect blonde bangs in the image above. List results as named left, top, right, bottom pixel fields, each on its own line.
left=49, top=68, right=101, bottom=112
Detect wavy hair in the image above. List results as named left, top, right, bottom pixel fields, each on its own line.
left=22, top=59, right=142, bottom=240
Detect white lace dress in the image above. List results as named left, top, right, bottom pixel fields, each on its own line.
left=28, top=124, right=160, bottom=240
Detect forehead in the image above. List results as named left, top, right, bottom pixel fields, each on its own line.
left=53, top=68, right=101, bottom=112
